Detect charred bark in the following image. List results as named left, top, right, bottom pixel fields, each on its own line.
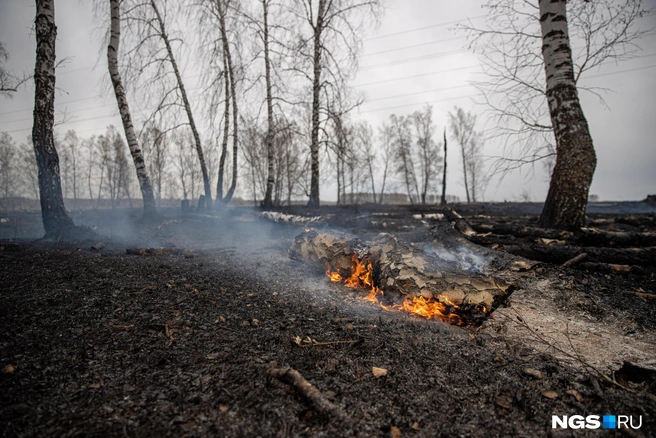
left=470, top=223, right=655, bottom=248
left=499, top=244, right=656, bottom=267
left=32, top=0, right=76, bottom=239
left=537, top=0, right=596, bottom=230
left=289, top=230, right=516, bottom=316
left=108, top=0, right=157, bottom=219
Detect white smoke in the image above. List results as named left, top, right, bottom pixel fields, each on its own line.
left=425, top=243, right=489, bottom=274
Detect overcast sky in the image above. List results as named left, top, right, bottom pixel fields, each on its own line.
left=1, top=0, right=655, bottom=203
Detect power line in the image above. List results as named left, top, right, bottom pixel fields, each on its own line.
left=353, top=64, right=479, bottom=87
left=360, top=63, right=656, bottom=114
left=583, top=62, right=656, bottom=79
left=360, top=93, right=482, bottom=114
left=0, top=96, right=101, bottom=117
left=363, top=15, right=486, bottom=42
left=359, top=48, right=469, bottom=71
left=354, top=50, right=656, bottom=89
left=364, top=83, right=474, bottom=103
left=4, top=112, right=122, bottom=135
left=362, top=35, right=467, bottom=57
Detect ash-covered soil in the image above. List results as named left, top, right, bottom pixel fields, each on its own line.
left=1, top=204, right=655, bottom=437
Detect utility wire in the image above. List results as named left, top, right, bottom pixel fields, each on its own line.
left=363, top=15, right=487, bottom=41
left=6, top=60, right=656, bottom=134
left=360, top=62, right=656, bottom=114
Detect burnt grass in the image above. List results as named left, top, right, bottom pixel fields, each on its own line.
left=1, top=203, right=655, bottom=437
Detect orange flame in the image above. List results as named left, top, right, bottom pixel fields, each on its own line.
left=325, top=253, right=476, bottom=326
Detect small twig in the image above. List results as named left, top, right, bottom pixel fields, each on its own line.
left=298, top=339, right=361, bottom=348
left=624, top=291, right=656, bottom=300
left=561, top=252, right=587, bottom=268
left=267, top=367, right=349, bottom=421
left=510, top=308, right=634, bottom=393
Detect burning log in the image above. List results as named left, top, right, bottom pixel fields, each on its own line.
left=289, top=230, right=516, bottom=326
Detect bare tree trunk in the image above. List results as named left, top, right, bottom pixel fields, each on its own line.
left=440, top=128, right=447, bottom=206
left=217, top=1, right=238, bottom=204
left=108, top=0, right=157, bottom=219
left=217, top=64, right=230, bottom=201
left=460, top=141, right=470, bottom=203
left=308, top=0, right=326, bottom=208
left=32, top=0, right=76, bottom=239
left=262, top=0, right=275, bottom=208
left=367, top=159, right=376, bottom=203
left=537, top=0, right=596, bottom=230
left=150, top=0, right=211, bottom=204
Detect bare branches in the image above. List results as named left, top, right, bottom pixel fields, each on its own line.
left=461, top=0, right=653, bottom=176
left=0, top=42, right=31, bottom=98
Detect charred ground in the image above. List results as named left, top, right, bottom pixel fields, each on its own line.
left=1, top=203, right=655, bottom=437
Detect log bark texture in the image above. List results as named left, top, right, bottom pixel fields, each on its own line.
left=289, top=230, right=516, bottom=310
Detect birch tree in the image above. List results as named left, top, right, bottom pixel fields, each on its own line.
left=448, top=107, right=477, bottom=203
left=118, top=0, right=212, bottom=205
left=390, top=114, right=419, bottom=205
left=291, top=0, right=381, bottom=207
left=261, top=0, right=276, bottom=208
left=537, top=0, right=596, bottom=229
left=411, top=105, right=441, bottom=205
left=32, top=0, right=77, bottom=239
left=107, top=0, right=157, bottom=217
left=463, top=0, right=650, bottom=176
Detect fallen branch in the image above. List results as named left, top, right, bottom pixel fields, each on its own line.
left=575, top=262, right=645, bottom=275
left=499, top=244, right=656, bottom=267
left=442, top=208, right=476, bottom=236
left=561, top=253, right=588, bottom=268
left=267, top=367, right=348, bottom=420
left=623, top=291, right=656, bottom=300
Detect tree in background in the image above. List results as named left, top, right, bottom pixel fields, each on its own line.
left=449, top=107, right=484, bottom=203
left=118, top=0, right=213, bottom=206
left=140, top=124, right=168, bottom=207
left=411, top=105, right=441, bottom=205
left=0, top=133, right=17, bottom=203
left=107, top=0, right=157, bottom=218
left=292, top=0, right=381, bottom=207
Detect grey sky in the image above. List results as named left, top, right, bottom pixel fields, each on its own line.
left=1, top=0, right=655, bottom=202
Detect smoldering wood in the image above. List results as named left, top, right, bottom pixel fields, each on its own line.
left=470, top=223, right=656, bottom=248
left=442, top=207, right=476, bottom=236
left=445, top=209, right=656, bottom=267
left=499, top=244, right=656, bottom=267
left=289, top=229, right=517, bottom=311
